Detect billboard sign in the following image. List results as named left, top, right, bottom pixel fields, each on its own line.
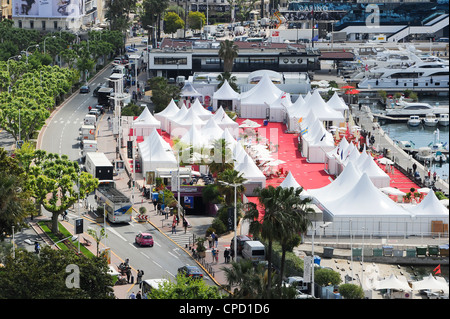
left=13, top=0, right=85, bottom=18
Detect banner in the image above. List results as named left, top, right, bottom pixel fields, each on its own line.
left=13, top=0, right=85, bottom=18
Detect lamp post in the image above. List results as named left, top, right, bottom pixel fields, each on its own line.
left=43, top=36, right=56, bottom=55
left=311, top=221, right=332, bottom=298
left=26, top=44, right=39, bottom=64
left=219, top=181, right=243, bottom=260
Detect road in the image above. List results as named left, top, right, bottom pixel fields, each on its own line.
left=38, top=59, right=211, bottom=289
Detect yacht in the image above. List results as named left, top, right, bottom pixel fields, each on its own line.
left=385, top=97, right=449, bottom=117
left=438, top=114, right=449, bottom=127
left=407, top=115, right=421, bottom=127
left=358, top=60, right=449, bottom=89
left=423, top=113, right=439, bottom=127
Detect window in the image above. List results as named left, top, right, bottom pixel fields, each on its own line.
left=42, top=21, right=46, bottom=30
left=54, top=21, right=58, bottom=30
left=30, top=21, right=34, bottom=29
left=18, top=20, right=22, bottom=28
left=205, top=58, right=220, bottom=64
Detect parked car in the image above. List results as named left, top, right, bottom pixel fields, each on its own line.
left=177, top=265, right=203, bottom=279
left=80, top=85, right=90, bottom=93
left=135, top=232, right=154, bottom=247
left=230, top=235, right=252, bottom=255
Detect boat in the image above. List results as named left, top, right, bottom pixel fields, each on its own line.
left=385, top=97, right=449, bottom=117
left=407, top=115, right=421, bottom=127
left=396, top=140, right=415, bottom=152
left=415, top=147, right=434, bottom=162
left=434, top=151, right=447, bottom=163
left=423, top=113, right=439, bottom=127
left=438, top=114, right=449, bottom=126
left=358, top=59, right=449, bottom=90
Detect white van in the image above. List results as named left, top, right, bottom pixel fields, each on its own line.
left=80, top=124, right=96, bottom=140
left=81, top=140, right=97, bottom=156
left=242, top=240, right=265, bottom=262
left=141, top=278, right=169, bottom=297
left=84, top=114, right=97, bottom=126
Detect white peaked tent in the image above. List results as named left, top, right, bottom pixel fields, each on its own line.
left=280, top=171, right=301, bottom=189
left=412, top=275, right=449, bottom=293
left=201, top=117, right=224, bottom=144
left=239, top=73, right=283, bottom=119
left=213, top=106, right=226, bottom=122
left=221, top=128, right=238, bottom=149
left=132, top=107, right=161, bottom=136
left=319, top=173, right=412, bottom=236
left=375, top=275, right=412, bottom=292
left=155, top=99, right=179, bottom=132
left=342, top=143, right=360, bottom=166
left=190, top=98, right=213, bottom=120
left=357, top=152, right=390, bottom=188
left=180, top=125, right=209, bottom=148
left=300, top=114, right=334, bottom=163
left=309, top=161, right=362, bottom=204
left=168, top=104, right=188, bottom=135
left=217, top=112, right=239, bottom=138
left=406, top=191, right=449, bottom=234
left=266, top=92, right=291, bottom=122
left=139, top=131, right=177, bottom=174
left=303, top=91, right=312, bottom=103
left=327, top=92, right=349, bottom=116
left=306, top=90, right=345, bottom=124
left=233, top=141, right=247, bottom=165
left=180, top=81, right=203, bottom=106
left=236, top=154, right=266, bottom=192
left=171, top=106, right=206, bottom=138
left=286, top=94, right=307, bottom=131
left=324, top=137, right=350, bottom=175
left=212, top=80, right=240, bottom=112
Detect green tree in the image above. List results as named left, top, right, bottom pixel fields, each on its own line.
left=148, top=76, right=181, bottom=112
left=314, top=267, right=342, bottom=287
left=164, top=12, right=185, bottom=36
left=148, top=273, right=224, bottom=299
left=105, top=0, right=137, bottom=32
left=0, top=247, right=114, bottom=299
left=217, top=71, right=240, bottom=92
left=218, top=40, right=239, bottom=73
left=208, top=138, right=234, bottom=176
left=222, top=259, right=267, bottom=299
left=188, top=11, right=206, bottom=31
left=140, top=0, right=169, bottom=45
left=0, top=148, right=34, bottom=239
left=339, top=283, right=365, bottom=299
left=217, top=169, right=246, bottom=206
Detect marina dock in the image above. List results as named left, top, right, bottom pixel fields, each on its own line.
left=353, top=105, right=449, bottom=196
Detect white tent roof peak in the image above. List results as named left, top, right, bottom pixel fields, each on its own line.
left=407, top=190, right=449, bottom=216
left=280, top=171, right=301, bottom=189
left=155, top=99, right=179, bottom=117
left=240, top=72, right=283, bottom=103
left=133, top=106, right=160, bottom=126
left=213, top=80, right=240, bottom=100
left=327, top=92, right=349, bottom=112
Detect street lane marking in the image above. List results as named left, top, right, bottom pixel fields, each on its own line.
left=129, top=242, right=137, bottom=249
left=165, top=270, right=175, bottom=278
left=141, top=252, right=150, bottom=259
left=153, top=261, right=162, bottom=268
left=168, top=251, right=179, bottom=259
left=108, top=227, right=127, bottom=241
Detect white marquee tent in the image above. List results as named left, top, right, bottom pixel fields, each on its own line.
left=212, top=80, right=240, bottom=112
left=406, top=191, right=449, bottom=234
left=201, top=117, right=225, bottom=144
left=356, top=152, right=391, bottom=188
left=306, top=90, right=345, bottom=124
left=324, top=137, right=350, bottom=175
left=179, top=124, right=209, bottom=148
left=217, top=112, right=240, bottom=138
left=286, top=94, right=307, bottom=131
left=154, top=99, right=179, bottom=132
left=190, top=98, right=213, bottom=120
left=236, top=154, right=266, bottom=192
left=138, top=130, right=177, bottom=174
left=265, top=92, right=292, bottom=122
left=168, top=103, right=188, bottom=135
left=300, top=113, right=335, bottom=163
left=132, top=106, right=161, bottom=136
left=327, top=92, right=349, bottom=116
left=171, top=106, right=206, bottom=138
left=318, top=173, right=413, bottom=236
left=239, top=73, right=283, bottom=119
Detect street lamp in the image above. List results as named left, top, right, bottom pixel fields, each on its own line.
left=52, top=235, right=78, bottom=247
left=26, top=44, right=39, bottom=64
left=219, top=181, right=243, bottom=260
left=311, top=221, right=332, bottom=298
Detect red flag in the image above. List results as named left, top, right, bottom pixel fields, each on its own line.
left=433, top=264, right=441, bottom=275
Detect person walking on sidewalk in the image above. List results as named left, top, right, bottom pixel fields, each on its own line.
left=171, top=221, right=177, bottom=234
left=183, top=218, right=188, bottom=234
left=224, top=248, right=230, bottom=263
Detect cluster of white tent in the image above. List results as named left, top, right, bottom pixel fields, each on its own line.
left=277, top=163, right=448, bottom=236
left=134, top=98, right=266, bottom=191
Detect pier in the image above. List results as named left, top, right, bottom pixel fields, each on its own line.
left=353, top=105, right=449, bottom=196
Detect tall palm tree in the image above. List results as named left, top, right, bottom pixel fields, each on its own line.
left=222, top=259, right=267, bottom=299
left=216, top=71, right=240, bottom=93
left=208, top=138, right=234, bottom=176
left=217, top=169, right=246, bottom=206
left=218, top=40, right=239, bottom=73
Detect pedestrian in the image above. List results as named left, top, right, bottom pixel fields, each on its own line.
left=172, top=221, right=177, bottom=234
left=129, top=292, right=136, bottom=299
left=230, top=248, right=235, bottom=262
left=207, top=235, right=213, bottom=248
left=224, top=248, right=230, bottom=263
left=136, top=291, right=142, bottom=299
left=152, top=198, right=157, bottom=211
left=183, top=219, right=188, bottom=234
left=214, top=235, right=219, bottom=248
left=157, top=202, right=161, bottom=215
left=176, top=214, right=180, bottom=225
left=428, top=169, right=431, bottom=180
left=88, top=105, right=92, bottom=111
left=412, top=162, right=417, bottom=174
left=215, top=249, right=219, bottom=263
left=34, top=241, right=40, bottom=254
left=126, top=268, right=131, bottom=283
left=211, top=247, right=216, bottom=261
left=433, top=171, right=437, bottom=182
left=137, top=270, right=143, bottom=284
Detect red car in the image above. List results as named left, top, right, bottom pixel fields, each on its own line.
left=135, top=232, right=154, bottom=247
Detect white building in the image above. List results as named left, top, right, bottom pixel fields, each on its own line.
left=11, top=0, right=106, bottom=31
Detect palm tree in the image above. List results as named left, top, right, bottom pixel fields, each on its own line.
left=275, top=187, right=314, bottom=287
left=217, top=169, right=246, bottom=206
left=208, top=138, right=234, bottom=176
left=216, top=71, right=240, bottom=92
left=222, top=259, right=267, bottom=299
left=218, top=40, right=239, bottom=73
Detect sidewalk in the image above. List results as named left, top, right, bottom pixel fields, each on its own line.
left=94, top=107, right=236, bottom=298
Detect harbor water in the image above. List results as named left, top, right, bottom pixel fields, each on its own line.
left=370, top=96, right=449, bottom=181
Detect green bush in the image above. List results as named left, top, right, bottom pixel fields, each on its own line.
left=211, top=218, right=227, bottom=235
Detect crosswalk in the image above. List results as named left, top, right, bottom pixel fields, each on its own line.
left=166, top=231, right=194, bottom=249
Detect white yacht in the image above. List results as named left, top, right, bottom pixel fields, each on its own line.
left=423, top=113, right=439, bottom=127
left=407, top=115, right=421, bottom=127
left=358, top=60, right=449, bottom=89
left=385, top=97, right=449, bottom=117
left=438, top=114, right=449, bottom=126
